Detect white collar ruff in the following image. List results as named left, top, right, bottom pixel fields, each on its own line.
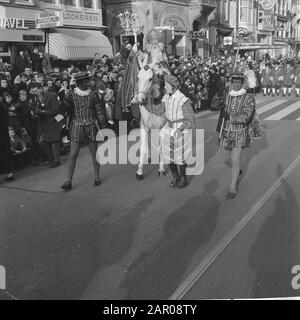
left=229, top=88, right=247, bottom=97
left=74, top=87, right=91, bottom=96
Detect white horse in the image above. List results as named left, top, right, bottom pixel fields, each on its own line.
left=131, top=62, right=168, bottom=180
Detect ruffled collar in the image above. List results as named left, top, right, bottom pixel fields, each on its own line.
left=229, top=88, right=247, bottom=97
left=74, top=87, right=91, bottom=96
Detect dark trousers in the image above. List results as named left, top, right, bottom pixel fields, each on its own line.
left=0, top=152, right=12, bottom=174
left=40, top=141, right=60, bottom=163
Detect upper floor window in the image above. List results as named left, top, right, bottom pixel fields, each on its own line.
left=64, top=0, right=76, bottom=6
left=81, top=0, right=93, bottom=8
left=42, top=0, right=56, bottom=4
left=15, top=0, right=35, bottom=5
left=223, top=0, right=229, bottom=22
left=240, top=0, right=253, bottom=23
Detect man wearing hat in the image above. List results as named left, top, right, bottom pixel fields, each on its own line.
left=60, top=71, right=103, bottom=191
left=217, top=71, right=259, bottom=200
left=294, top=60, right=300, bottom=97
left=260, top=62, right=273, bottom=96
left=272, top=60, right=284, bottom=96
left=159, top=74, right=195, bottom=189
left=283, top=60, right=295, bottom=96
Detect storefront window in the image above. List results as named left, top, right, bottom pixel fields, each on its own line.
left=240, top=0, right=253, bottom=23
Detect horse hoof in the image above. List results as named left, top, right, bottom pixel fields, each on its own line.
left=158, top=171, right=167, bottom=177
left=136, top=173, right=144, bottom=181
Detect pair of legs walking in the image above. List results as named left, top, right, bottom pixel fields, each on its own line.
left=61, top=141, right=100, bottom=191
left=220, top=146, right=242, bottom=199
left=283, top=87, right=293, bottom=96
left=169, top=162, right=188, bottom=189
left=40, top=141, right=61, bottom=167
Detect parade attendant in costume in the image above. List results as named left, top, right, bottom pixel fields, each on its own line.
left=61, top=72, right=104, bottom=191
left=260, top=63, right=273, bottom=96
left=283, top=60, right=295, bottom=96
left=217, top=71, right=261, bottom=200
left=160, top=75, right=195, bottom=189
left=295, top=61, right=300, bottom=97
left=272, top=61, right=284, bottom=96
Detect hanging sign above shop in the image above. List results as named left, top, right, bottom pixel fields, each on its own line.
left=190, top=30, right=207, bottom=39
left=237, top=27, right=249, bottom=36
left=161, top=14, right=187, bottom=31
left=0, top=17, right=28, bottom=30
left=36, top=12, right=63, bottom=29
left=224, top=36, right=233, bottom=46
left=258, top=0, right=276, bottom=11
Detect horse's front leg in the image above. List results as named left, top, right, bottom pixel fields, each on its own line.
left=136, top=125, right=148, bottom=180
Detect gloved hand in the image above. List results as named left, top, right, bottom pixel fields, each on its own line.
left=223, top=110, right=230, bottom=120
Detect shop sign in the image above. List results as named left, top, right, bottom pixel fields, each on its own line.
left=62, top=11, right=102, bottom=28
left=161, top=14, right=187, bottom=31
left=0, top=17, right=28, bottom=30
left=191, top=30, right=207, bottom=39
left=258, top=10, right=274, bottom=31
left=224, top=36, right=233, bottom=45
left=23, top=35, right=43, bottom=41
left=174, top=30, right=189, bottom=37
left=36, top=12, right=63, bottom=29
left=237, top=27, right=248, bottom=36
left=258, top=0, right=276, bottom=11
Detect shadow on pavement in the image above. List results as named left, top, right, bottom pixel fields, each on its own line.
left=240, top=129, right=269, bottom=185
left=0, top=196, right=154, bottom=299
left=119, top=179, right=220, bottom=299
left=249, top=164, right=300, bottom=298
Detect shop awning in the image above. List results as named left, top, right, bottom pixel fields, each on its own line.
left=49, top=28, right=113, bottom=60
left=215, top=25, right=234, bottom=36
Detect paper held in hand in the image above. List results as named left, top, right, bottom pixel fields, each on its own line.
left=55, top=114, right=64, bottom=123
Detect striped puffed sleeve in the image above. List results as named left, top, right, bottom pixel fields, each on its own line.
left=181, top=99, right=195, bottom=129
left=230, top=94, right=255, bottom=125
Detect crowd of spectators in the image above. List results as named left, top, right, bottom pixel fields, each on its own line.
left=1, top=44, right=299, bottom=181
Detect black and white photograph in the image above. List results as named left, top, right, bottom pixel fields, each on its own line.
left=1, top=0, right=300, bottom=305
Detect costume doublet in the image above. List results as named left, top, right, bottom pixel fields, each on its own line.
left=160, top=90, right=195, bottom=165
left=63, top=88, right=103, bottom=142
left=218, top=89, right=255, bottom=151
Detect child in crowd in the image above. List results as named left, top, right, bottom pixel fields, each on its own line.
left=8, top=126, right=27, bottom=155
left=104, top=88, right=115, bottom=125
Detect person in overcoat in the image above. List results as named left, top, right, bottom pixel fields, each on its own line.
left=31, top=48, right=43, bottom=73
left=32, top=83, right=62, bottom=168
left=0, top=101, right=15, bottom=181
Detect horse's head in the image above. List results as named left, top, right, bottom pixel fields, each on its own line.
left=132, top=65, right=161, bottom=106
